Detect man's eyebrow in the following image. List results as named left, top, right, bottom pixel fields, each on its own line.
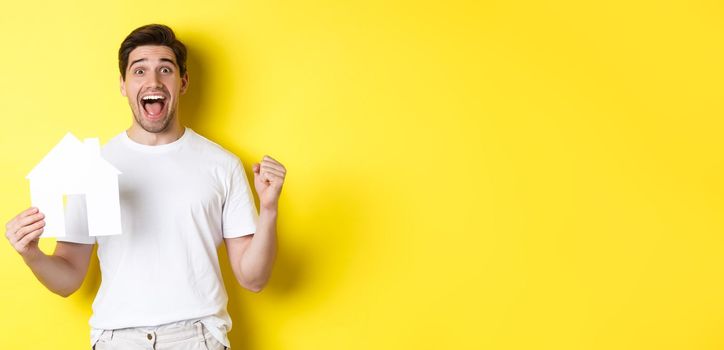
left=129, top=58, right=147, bottom=68
left=129, top=57, right=178, bottom=69
left=160, top=58, right=178, bottom=67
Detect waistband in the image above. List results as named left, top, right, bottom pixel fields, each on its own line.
left=98, top=319, right=208, bottom=345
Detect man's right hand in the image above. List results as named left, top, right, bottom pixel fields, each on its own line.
left=5, top=207, right=45, bottom=258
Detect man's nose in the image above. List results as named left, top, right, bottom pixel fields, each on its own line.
left=147, top=71, right=163, bottom=88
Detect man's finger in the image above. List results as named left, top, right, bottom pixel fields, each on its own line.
left=261, top=168, right=285, bottom=179
left=15, top=220, right=45, bottom=241
left=260, top=165, right=285, bottom=177
left=262, top=164, right=287, bottom=174
left=261, top=156, right=283, bottom=165
left=262, top=156, right=285, bottom=168
left=6, top=227, right=16, bottom=242
left=5, top=207, right=36, bottom=230
left=17, top=213, right=44, bottom=228
left=263, top=172, right=284, bottom=184
left=5, top=222, right=17, bottom=238
left=20, top=207, right=39, bottom=218
left=261, top=164, right=285, bottom=176
left=17, top=207, right=39, bottom=220
left=262, top=171, right=280, bottom=183
left=17, top=227, right=44, bottom=248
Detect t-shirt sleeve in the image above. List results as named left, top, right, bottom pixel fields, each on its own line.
left=55, top=194, right=96, bottom=245
left=222, top=159, right=259, bottom=238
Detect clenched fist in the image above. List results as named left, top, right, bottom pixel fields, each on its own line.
left=252, top=155, right=287, bottom=211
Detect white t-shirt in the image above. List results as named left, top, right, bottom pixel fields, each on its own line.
left=56, top=127, right=258, bottom=348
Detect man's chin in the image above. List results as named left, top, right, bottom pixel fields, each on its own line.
left=135, top=113, right=172, bottom=134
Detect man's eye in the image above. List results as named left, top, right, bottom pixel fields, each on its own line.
left=134, top=69, right=144, bottom=75
left=161, top=67, right=171, bottom=73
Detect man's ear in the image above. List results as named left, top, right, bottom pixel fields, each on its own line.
left=180, top=72, right=189, bottom=95
left=120, top=75, right=127, bottom=97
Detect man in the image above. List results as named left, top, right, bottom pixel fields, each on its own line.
left=4, top=24, right=285, bottom=349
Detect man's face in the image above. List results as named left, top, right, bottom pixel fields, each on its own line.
left=120, top=45, right=188, bottom=134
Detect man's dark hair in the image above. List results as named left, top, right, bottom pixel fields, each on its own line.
left=118, top=24, right=187, bottom=80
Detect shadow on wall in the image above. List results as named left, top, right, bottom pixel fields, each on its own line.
left=178, top=36, right=207, bottom=133
left=178, top=32, right=242, bottom=134
left=182, top=33, right=364, bottom=348
left=217, top=176, right=362, bottom=349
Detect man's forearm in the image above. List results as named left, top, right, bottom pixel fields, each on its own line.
left=239, top=208, right=278, bottom=291
left=22, top=251, right=81, bottom=297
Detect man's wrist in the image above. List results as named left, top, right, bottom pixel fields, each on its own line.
left=20, top=248, right=45, bottom=264
left=260, top=207, right=278, bottom=218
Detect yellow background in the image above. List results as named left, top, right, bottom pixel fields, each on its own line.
left=1, top=0, right=723, bottom=349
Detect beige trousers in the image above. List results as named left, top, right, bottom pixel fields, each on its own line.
left=92, top=320, right=227, bottom=350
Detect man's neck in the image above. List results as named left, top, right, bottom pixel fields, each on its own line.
left=126, top=123, right=186, bottom=146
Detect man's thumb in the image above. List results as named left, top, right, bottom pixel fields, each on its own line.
left=253, top=163, right=260, bottom=175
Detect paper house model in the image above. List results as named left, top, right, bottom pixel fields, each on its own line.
left=26, top=132, right=122, bottom=238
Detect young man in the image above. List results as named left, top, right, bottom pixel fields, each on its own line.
left=4, top=24, right=285, bottom=349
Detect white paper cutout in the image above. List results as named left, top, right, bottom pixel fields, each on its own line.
left=26, top=132, right=122, bottom=238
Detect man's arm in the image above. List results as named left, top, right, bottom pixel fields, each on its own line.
left=6, top=208, right=94, bottom=297
left=225, top=208, right=278, bottom=293
left=225, top=155, right=285, bottom=293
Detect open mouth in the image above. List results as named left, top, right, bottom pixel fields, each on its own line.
left=140, top=94, right=167, bottom=119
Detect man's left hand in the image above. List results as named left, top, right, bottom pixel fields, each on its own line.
left=252, top=155, right=286, bottom=211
